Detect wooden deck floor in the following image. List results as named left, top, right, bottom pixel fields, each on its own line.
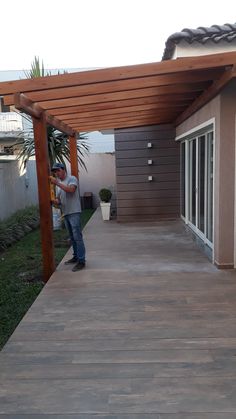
left=1, top=209, right=236, bottom=418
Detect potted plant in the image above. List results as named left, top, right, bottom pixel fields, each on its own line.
left=99, top=188, right=112, bottom=221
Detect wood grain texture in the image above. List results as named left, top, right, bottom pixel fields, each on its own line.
left=1, top=210, right=236, bottom=417
left=1, top=52, right=236, bottom=132
left=32, top=115, right=55, bottom=282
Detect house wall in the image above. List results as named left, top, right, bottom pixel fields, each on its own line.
left=218, top=80, right=236, bottom=267
left=0, top=159, right=38, bottom=220
left=176, top=84, right=236, bottom=268
left=172, top=40, right=236, bottom=59
left=79, top=152, right=116, bottom=208
left=114, top=124, right=179, bottom=222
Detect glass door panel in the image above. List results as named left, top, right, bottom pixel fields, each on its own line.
left=206, top=132, right=213, bottom=242
left=198, top=135, right=205, bottom=234
left=180, top=142, right=185, bottom=218
left=185, top=131, right=213, bottom=247
left=189, top=139, right=196, bottom=226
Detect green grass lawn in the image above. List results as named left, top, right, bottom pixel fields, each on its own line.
left=0, top=209, right=94, bottom=349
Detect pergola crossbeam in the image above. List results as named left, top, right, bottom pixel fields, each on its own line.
left=14, top=93, right=76, bottom=136
left=49, top=93, right=197, bottom=116
left=1, top=52, right=236, bottom=282
left=4, top=68, right=225, bottom=105
left=0, top=51, right=236, bottom=96
left=176, top=64, right=236, bottom=125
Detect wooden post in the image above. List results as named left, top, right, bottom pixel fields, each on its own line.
left=33, top=114, right=55, bottom=282
left=69, top=134, right=79, bottom=178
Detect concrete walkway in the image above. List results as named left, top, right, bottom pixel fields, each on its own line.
left=1, top=209, right=236, bottom=418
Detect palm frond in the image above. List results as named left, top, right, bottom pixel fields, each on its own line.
left=18, top=57, right=90, bottom=171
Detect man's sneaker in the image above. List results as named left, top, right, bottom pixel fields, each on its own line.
left=65, top=257, right=78, bottom=265
left=72, top=261, right=86, bottom=272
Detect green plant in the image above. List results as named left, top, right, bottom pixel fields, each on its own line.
left=0, top=208, right=94, bottom=349
left=99, top=188, right=112, bottom=203
left=16, top=125, right=89, bottom=170
left=0, top=206, right=40, bottom=251
left=16, top=56, right=89, bottom=170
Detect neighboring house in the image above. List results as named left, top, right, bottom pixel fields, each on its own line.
left=114, top=22, right=236, bottom=269
left=0, top=111, right=23, bottom=155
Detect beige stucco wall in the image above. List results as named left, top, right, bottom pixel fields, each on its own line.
left=79, top=152, right=116, bottom=208
left=217, top=80, right=236, bottom=267
left=176, top=82, right=236, bottom=268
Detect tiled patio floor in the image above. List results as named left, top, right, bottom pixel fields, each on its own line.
left=1, top=209, right=236, bottom=418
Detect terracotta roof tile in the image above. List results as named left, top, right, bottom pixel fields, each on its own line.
left=162, top=23, right=236, bottom=60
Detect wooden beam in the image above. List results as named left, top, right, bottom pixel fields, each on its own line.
left=65, top=108, right=182, bottom=126
left=14, top=93, right=76, bottom=136
left=46, top=113, right=76, bottom=136
left=37, top=82, right=209, bottom=110
left=32, top=114, right=55, bottom=282
left=5, top=68, right=223, bottom=104
left=0, top=51, right=236, bottom=95
left=175, top=65, right=236, bottom=126
left=6, top=82, right=208, bottom=108
left=60, top=102, right=188, bottom=121
left=14, top=92, right=42, bottom=118
left=70, top=115, right=175, bottom=131
left=69, top=135, right=79, bottom=179
left=50, top=93, right=196, bottom=116
left=72, top=119, right=174, bottom=131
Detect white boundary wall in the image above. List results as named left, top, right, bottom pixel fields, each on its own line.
left=0, top=153, right=116, bottom=220
left=0, top=159, right=38, bottom=220
left=79, top=152, right=116, bottom=208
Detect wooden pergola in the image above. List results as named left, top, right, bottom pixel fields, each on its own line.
left=1, top=51, right=236, bottom=282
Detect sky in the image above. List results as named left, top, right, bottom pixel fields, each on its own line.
left=1, top=0, right=235, bottom=152
left=1, top=0, right=235, bottom=72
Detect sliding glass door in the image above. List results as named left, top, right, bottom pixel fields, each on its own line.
left=181, top=130, right=214, bottom=248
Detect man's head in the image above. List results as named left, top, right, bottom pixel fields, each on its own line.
left=51, top=163, right=66, bottom=180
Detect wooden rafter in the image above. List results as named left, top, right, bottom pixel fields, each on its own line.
left=0, top=50, right=235, bottom=135
left=3, top=68, right=224, bottom=105
left=64, top=109, right=182, bottom=126
left=58, top=102, right=188, bottom=121
left=14, top=93, right=75, bottom=136
left=49, top=93, right=197, bottom=116
left=25, top=82, right=210, bottom=111
left=1, top=51, right=235, bottom=282
left=175, top=64, right=236, bottom=125
left=1, top=50, right=236, bottom=96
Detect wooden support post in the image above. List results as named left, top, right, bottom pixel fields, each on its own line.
left=69, top=134, right=79, bottom=178
left=33, top=114, right=55, bottom=282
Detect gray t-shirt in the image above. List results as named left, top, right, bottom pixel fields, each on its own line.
left=57, top=175, right=81, bottom=215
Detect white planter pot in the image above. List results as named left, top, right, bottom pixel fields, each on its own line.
left=100, top=202, right=111, bottom=221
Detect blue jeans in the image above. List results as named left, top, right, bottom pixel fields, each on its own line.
left=64, top=212, right=86, bottom=263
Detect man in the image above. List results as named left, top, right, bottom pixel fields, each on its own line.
left=50, top=162, right=86, bottom=272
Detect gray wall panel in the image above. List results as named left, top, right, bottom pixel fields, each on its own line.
left=115, top=124, right=180, bottom=221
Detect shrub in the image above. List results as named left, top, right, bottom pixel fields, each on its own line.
left=0, top=206, right=40, bottom=251
left=99, top=188, right=112, bottom=203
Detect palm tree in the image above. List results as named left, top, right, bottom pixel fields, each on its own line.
left=24, top=56, right=51, bottom=78
left=16, top=56, right=89, bottom=170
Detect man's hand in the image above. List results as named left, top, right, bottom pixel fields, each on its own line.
left=49, top=176, right=58, bottom=186
left=51, top=198, right=60, bottom=207
left=49, top=175, right=76, bottom=193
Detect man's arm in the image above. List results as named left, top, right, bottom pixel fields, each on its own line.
left=50, top=176, right=76, bottom=194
